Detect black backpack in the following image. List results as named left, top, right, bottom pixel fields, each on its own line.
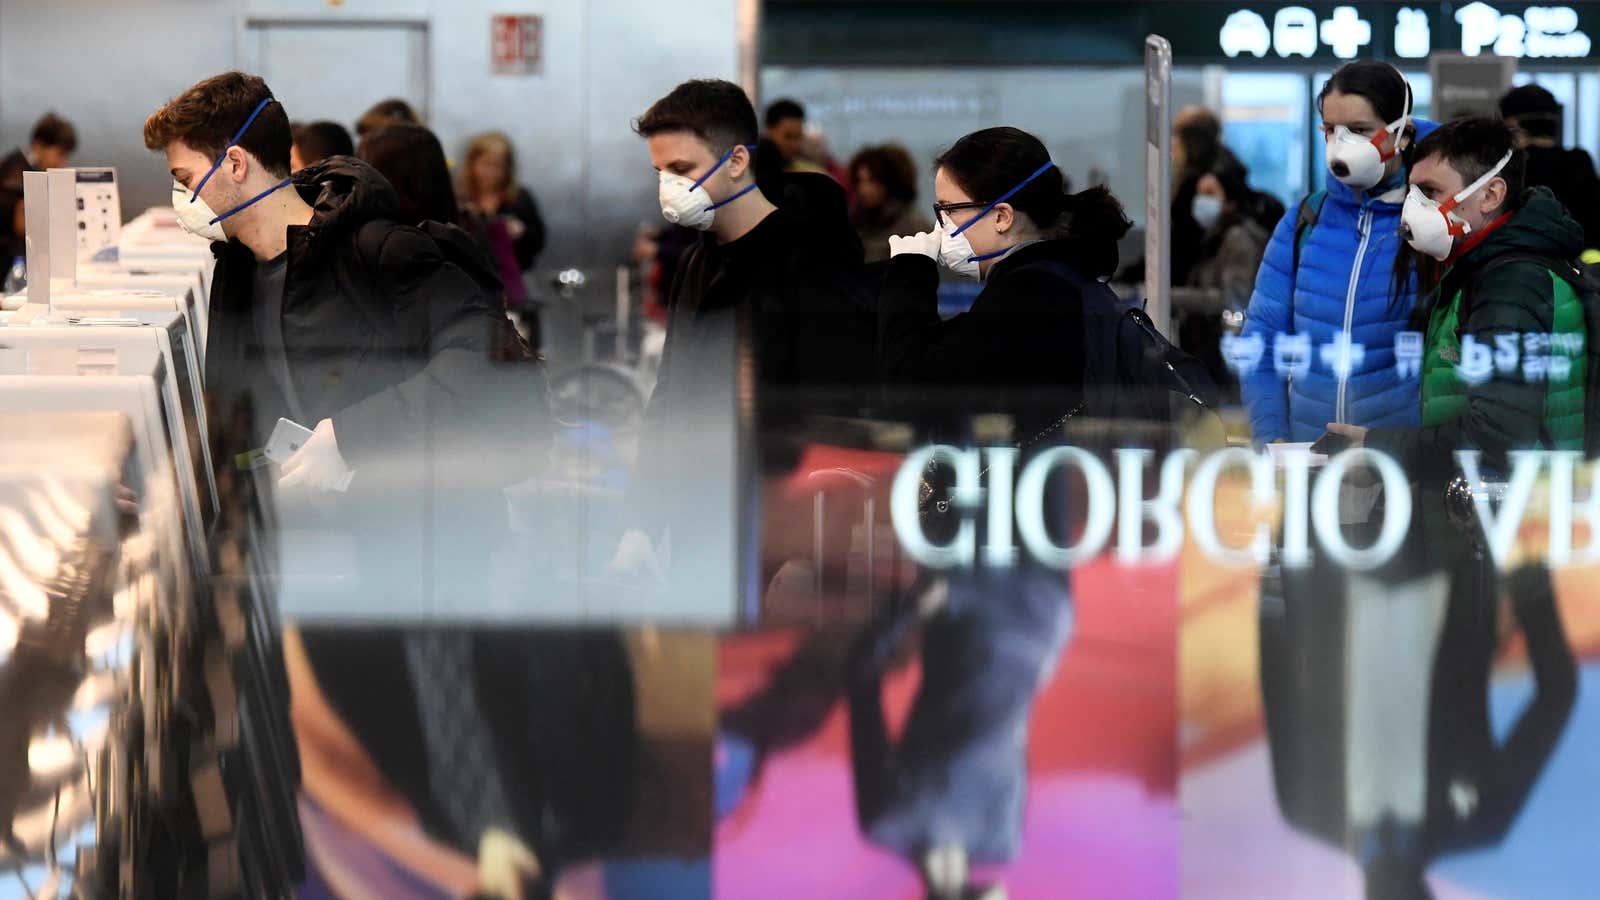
left=915, top=260, right=1219, bottom=527
left=1028, top=258, right=1219, bottom=423
left=1462, top=250, right=1600, bottom=458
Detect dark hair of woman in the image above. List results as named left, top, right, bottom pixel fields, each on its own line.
left=358, top=123, right=461, bottom=228
left=849, top=143, right=920, bottom=206
left=1319, top=60, right=1412, bottom=129
left=1207, top=166, right=1253, bottom=210
left=934, top=126, right=1131, bottom=274
left=1176, top=109, right=1225, bottom=178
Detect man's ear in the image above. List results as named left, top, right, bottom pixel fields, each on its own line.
left=728, top=144, right=752, bottom=181
left=1480, top=176, right=1510, bottom=217
left=226, top=146, right=250, bottom=184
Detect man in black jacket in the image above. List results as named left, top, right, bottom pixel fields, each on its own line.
left=145, top=74, right=575, bottom=888
left=144, top=72, right=543, bottom=602
left=614, top=78, right=875, bottom=586
left=1500, top=84, right=1600, bottom=252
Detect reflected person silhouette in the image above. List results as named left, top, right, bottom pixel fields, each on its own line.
left=1260, top=484, right=1576, bottom=900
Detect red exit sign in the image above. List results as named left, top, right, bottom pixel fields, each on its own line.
left=491, top=14, right=543, bottom=75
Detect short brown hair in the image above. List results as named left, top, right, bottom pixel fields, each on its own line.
left=634, top=79, right=757, bottom=154
left=31, top=113, right=77, bottom=153
left=849, top=143, right=919, bottom=204
left=143, top=72, right=291, bottom=178
left=291, top=120, right=354, bottom=166
left=356, top=98, right=422, bottom=138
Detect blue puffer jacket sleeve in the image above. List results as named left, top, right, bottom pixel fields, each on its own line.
left=1240, top=211, right=1298, bottom=443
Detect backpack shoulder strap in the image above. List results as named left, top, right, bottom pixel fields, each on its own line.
left=1291, top=190, right=1327, bottom=274
left=1472, top=250, right=1575, bottom=280
left=1459, top=250, right=1578, bottom=332
left=1287, top=190, right=1327, bottom=330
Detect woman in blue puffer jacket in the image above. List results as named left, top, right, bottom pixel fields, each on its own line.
left=1241, top=61, right=1439, bottom=443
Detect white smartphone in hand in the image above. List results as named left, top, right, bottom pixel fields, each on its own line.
left=264, top=417, right=314, bottom=465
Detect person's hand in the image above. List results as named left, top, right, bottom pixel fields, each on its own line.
left=505, top=216, right=527, bottom=240
left=1325, top=423, right=1380, bottom=487
left=889, top=231, right=940, bottom=260
left=477, top=827, right=542, bottom=900
left=279, top=418, right=354, bottom=493
left=1324, top=422, right=1368, bottom=449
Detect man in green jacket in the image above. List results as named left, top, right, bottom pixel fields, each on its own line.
left=1312, top=121, right=1580, bottom=894
left=1328, top=117, right=1587, bottom=478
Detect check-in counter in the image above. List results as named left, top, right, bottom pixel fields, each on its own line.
left=0, top=397, right=302, bottom=893
left=0, top=412, right=139, bottom=891
left=0, top=313, right=216, bottom=541
left=77, top=265, right=210, bottom=340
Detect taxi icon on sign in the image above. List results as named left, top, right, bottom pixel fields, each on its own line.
left=1221, top=10, right=1272, bottom=58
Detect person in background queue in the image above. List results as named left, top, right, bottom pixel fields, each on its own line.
left=1499, top=83, right=1600, bottom=256
left=1, top=112, right=78, bottom=264
left=289, top=120, right=354, bottom=172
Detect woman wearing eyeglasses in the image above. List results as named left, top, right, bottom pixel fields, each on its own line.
left=877, top=126, right=1131, bottom=432
left=850, top=126, right=1130, bottom=900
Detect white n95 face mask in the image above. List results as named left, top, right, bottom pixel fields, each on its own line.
left=938, top=219, right=983, bottom=279
left=658, top=144, right=757, bottom=231
left=658, top=171, right=714, bottom=231
left=173, top=180, right=228, bottom=242
left=1400, top=149, right=1513, bottom=261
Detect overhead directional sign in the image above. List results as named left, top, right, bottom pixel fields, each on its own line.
left=1216, top=3, right=1591, bottom=61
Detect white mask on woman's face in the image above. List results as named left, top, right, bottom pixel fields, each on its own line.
left=936, top=159, right=1058, bottom=280
left=937, top=218, right=984, bottom=279
left=1325, top=76, right=1413, bottom=190
left=1192, top=193, right=1224, bottom=231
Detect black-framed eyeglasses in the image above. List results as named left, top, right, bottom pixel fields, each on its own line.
left=932, top=201, right=987, bottom=227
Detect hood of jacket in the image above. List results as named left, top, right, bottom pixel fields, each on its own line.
left=281, top=155, right=403, bottom=263
left=1459, top=184, right=1586, bottom=266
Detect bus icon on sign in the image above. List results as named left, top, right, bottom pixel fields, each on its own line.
left=1221, top=10, right=1271, bottom=58
left=1275, top=7, right=1320, bottom=58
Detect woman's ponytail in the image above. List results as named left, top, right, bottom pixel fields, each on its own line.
left=1054, top=185, right=1133, bottom=243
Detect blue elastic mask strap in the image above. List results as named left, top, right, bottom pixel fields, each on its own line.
left=968, top=247, right=1014, bottom=263
left=709, top=181, right=759, bottom=211
left=208, top=177, right=292, bottom=226
left=950, top=159, right=1058, bottom=238
left=191, top=97, right=275, bottom=201
left=690, top=144, right=757, bottom=193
